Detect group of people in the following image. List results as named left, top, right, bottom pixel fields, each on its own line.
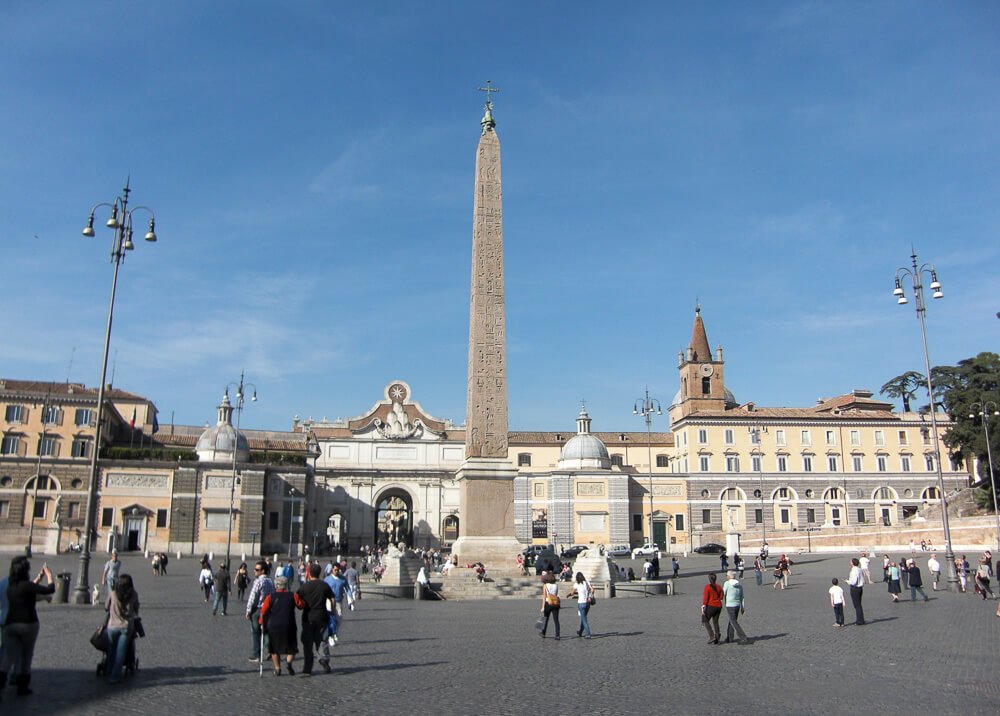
left=537, top=570, right=595, bottom=640
left=244, top=557, right=359, bottom=676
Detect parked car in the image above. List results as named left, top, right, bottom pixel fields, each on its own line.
left=631, top=543, right=661, bottom=559
left=560, top=545, right=589, bottom=559
left=693, top=543, right=727, bottom=554
left=606, top=544, right=631, bottom=557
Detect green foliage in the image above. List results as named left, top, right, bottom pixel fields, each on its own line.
left=249, top=451, right=307, bottom=466
left=880, top=370, right=924, bottom=412
left=934, top=353, right=1000, bottom=500
left=101, top=446, right=197, bottom=461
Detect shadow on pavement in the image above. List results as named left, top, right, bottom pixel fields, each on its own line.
left=747, top=632, right=787, bottom=642
left=335, top=660, right=449, bottom=676
left=588, top=631, right=644, bottom=640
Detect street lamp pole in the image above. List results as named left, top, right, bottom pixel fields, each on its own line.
left=893, top=250, right=958, bottom=590
left=634, top=388, right=662, bottom=548
left=73, top=180, right=157, bottom=605
left=969, top=401, right=1000, bottom=554
left=749, top=426, right=768, bottom=552
left=26, top=391, right=54, bottom=558
left=225, top=371, right=256, bottom=571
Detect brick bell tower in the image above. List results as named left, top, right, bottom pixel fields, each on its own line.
left=669, top=305, right=732, bottom=425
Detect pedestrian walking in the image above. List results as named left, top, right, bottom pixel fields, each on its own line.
left=104, top=574, right=140, bottom=684
left=345, top=561, right=361, bottom=610
left=900, top=556, right=910, bottom=590
left=847, top=558, right=866, bottom=625
left=906, top=559, right=929, bottom=602
left=734, top=553, right=745, bottom=579
left=651, top=553, right=661, bottom=579
left=956, top=555, right=969, bottom=593
left=259, top=575, right=299, bottom=676
left=538, top=571, right=561, bottom=639
left=859, top=552, right=872, bottom=584
left=101, top=550, right=122, bottom=596
left=753, top=555, right=763, bottom=586
left=722, top=571, right=750, bottom=644
left=720, top=553, right=729, bottom=572
left=672, top=557, right=680, bottom=579
left=974, top=559, right=994, bottom=599
left=296, top=563, right=334, bottom=675
left=0, top=557, right=54, bottom=698
left=882, top=554, right=891, bottom=582
left=887, top=561, right=902, bottom=602
left=324, top=565, right=348, bottom=646
left=829, top=578, right=845, bottom=627
left=569, top=572, right=593, bottom=639
left=701, top=572, right=723, bottom=644
left=235, top=563, right=250, bottom=602
left=245, top=560, right=276, bottom=662
left=927, top=554, right=941, bottom=591
left=199, top=564, right=214, bottom=603
left=212, top=562, right=231, bottom=616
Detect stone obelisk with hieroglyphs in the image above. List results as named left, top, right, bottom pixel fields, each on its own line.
left=452, top=83, right=521, bottom=564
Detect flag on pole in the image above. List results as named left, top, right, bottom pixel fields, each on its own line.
left=152, top=412, right=159, bottom=435
left=129, top=407, right=136, bottom=430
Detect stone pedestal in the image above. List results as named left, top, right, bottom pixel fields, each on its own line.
left=726, top=532, right=741, bottom=557
left=452, top=457, right=521, bottom=565
left=573, top=548, right=619, bottom=587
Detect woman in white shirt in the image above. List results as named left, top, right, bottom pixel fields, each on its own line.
left=198, top=566, right=213, bottom=603
left=538, top=571, right=561, bottom=639
left=570, top=572, right=593, bottom=639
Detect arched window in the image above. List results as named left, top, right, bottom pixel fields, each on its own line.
left=873, top=486, right=898, bottom=501
left=721, top=487, right=744, bottom=502
left=823, top=486, right=843, bottom=501
left=922, top=486, right=940, bottom=501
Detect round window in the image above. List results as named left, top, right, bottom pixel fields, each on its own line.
left=904, top=489, right=913, bottom=498
left=0, top=476, right=12, bottom=487
left=805, top=489, right=814, bottom=498
left=71, top=478, right=83, bottom=489
left=701, top=489, right=710, bottom=498
left=753, top=489, right=761, bottom=498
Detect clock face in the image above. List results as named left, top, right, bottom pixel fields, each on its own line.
left=699, top=364, right=715, bottom=377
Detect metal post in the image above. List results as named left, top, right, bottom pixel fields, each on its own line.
left=895, top=251, right=957, bottom=590
left=971, top=402, right=999, bottom=554
left=225, top=371, right=256, bottom=571
left=73, top=182, right=157, bottom=604
left=634, top=389, right=662, bottom=548
left=26, top=392, right=53, bottom=557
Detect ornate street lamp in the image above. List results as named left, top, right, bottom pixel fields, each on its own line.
left=73, top=180, right=157, bottom=605
left=225, top=370, right=256, bottom=571
left=25, top=390, right=54, bottom=558
left=893, top=250, right=957, bottom=590
left=749, top=426, right=769, bottom=553
left=969, top=401, right=999, bottom=553
left=634, top=388, right=662, bottom=548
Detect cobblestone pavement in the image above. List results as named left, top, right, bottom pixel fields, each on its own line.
left=2, top=551, right=998, bottom=715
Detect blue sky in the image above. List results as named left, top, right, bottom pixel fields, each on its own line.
left=2, top=2, right=998, bottom=433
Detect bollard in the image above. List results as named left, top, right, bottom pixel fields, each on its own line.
left=604, top=582, right=615, bottom=599
left=144, top=549, right=149, bottom=559
left=209, top=551, right=214, bottom=562
left=55, top=572, right=72, bottom=603
left=241, top=552, right=247, bottom=563
left=665, top=579, right=674, bottom=596
left=176, top=551, right=182, bottom=560
left=414, top=583, right=424, bottom=600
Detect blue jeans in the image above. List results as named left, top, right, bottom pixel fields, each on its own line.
left=106, top=627, right=132, bottom=683
left=910, top=585, right=928, bottom=601
left=212, top=590, right=228, bottom=615
left=576, top=604, right=591, bottom=637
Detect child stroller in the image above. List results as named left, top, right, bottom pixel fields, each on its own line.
left=92, top=617, right=144, bottom=678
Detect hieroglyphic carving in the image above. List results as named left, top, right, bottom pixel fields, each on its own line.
left=466, top=123, right=508, bottom=459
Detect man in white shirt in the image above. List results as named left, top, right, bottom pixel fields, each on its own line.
left=847, top=557, right=866, bottom=625
left=829, top=578, right=845, bottom=627
left=927, top=554, right=941, bottom=591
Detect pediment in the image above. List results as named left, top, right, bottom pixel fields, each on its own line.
left=344, top=381, right=450, bottom=440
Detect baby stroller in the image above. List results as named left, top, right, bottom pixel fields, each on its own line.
left=92, top=617, right=145, bottom=678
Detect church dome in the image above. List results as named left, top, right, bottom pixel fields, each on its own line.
left=559, top=405, right=611, bottom=470
left=196, top=393, right=250, bottom=462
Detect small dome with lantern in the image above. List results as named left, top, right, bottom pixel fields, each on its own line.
left=559, top=405, right=611, bottom=470
left=196, top=391, right=250, bottom=462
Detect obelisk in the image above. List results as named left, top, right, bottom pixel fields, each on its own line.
left=452, top=83, right=521, bottom=564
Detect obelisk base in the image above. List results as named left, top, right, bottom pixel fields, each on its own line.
left=452, top=457, right=522, bottom=566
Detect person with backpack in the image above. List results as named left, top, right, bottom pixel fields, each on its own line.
left=722, top=571, right=750, bottom=644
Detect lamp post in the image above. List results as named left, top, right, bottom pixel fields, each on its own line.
left=225, top=371, right=256, bottom=571
left=969, top=401, right=1000, bottom=553
left=749, top=426, right=768, bottom=552
left=26, top=391, right=54, bottom=558
left=893, top=250, right=958, bottom=590
left=634, top=388, right=662, bottom=548
left=73, top=180, right=157, bottom=605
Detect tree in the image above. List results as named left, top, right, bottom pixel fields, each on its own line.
left=933, top=353, right=1000, bottom=510
left=880, top=371, right=924, bottom=412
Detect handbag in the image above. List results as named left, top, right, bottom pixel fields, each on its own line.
left=90, top=624, right=108, bottom=651
left=534, top=616, right=546, bottom=631
left=586, top=582, right=596, bottom=606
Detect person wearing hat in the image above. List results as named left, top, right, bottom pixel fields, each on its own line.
left=259, top=574, right=300, bottom=676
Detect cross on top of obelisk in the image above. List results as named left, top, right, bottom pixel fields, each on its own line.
left=478, top=80, right=499, bottom=133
